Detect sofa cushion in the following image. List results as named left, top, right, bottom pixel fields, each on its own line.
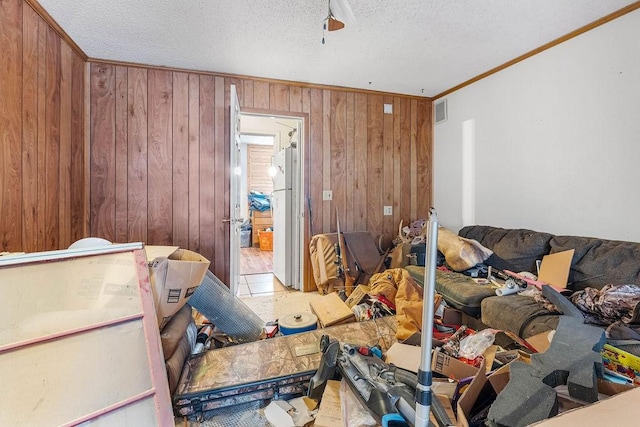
left=550, top=235, right=640, bottom=291
left=459, top=226, right=553, bottom=274
left=481, top=295, right=560, bottom=338
left=405, top=265, right=496, bottom=317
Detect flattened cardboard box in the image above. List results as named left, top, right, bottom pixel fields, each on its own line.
left=314, top=380, right=343, bottom=427
left=146, top=246, right=210, bottom=329
left=309, top=292, right=355, bottom=328
left=386, top=342, right=423, bottom=373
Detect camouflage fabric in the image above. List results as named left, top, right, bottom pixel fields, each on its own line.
left=570, top=284, right=640, bottom=325
left=527, top=287, right=560, bottom=313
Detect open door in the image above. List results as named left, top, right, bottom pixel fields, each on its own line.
left=228, top=85, right=242, bottom=295
left=235, top=112, right=306, bottom=290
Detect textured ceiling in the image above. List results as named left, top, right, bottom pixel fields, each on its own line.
left=38, top=0, right=638, bottom=97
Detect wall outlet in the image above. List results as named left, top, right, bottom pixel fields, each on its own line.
left=323, top=190, right=333, bottom=201
left=383, top=206, right=393, bottom=216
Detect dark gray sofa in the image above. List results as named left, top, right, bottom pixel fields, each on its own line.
left=407, top=225, right=640, bottom=338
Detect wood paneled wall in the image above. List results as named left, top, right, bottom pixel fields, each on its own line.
left=90, top=62, right=432, bottom=287
left=248, top=145, right=275, bottom=195
left=0, top=0, right=86, bottom=252
left=90, top=65, right=229, bottom=278
left=0, top=0, right=431, bottom=288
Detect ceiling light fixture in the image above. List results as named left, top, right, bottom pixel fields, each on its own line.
left=322, top=0, right=356, bottom=44
left=326, top=4, right=345, bottom=32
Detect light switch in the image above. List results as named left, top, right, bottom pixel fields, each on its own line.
left=323, top=190, right=333, bottom=201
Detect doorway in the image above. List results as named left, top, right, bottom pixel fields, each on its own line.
left=236, top=113, right=304, bottom=295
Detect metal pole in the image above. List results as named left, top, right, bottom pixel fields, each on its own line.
left=415, top=208, right=438, bottom=427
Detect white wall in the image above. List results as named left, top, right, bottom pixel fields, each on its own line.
left=434, top=9, right=640, bottom=242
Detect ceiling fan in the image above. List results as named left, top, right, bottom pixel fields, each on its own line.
left=323, top=0, right=356, bottom=42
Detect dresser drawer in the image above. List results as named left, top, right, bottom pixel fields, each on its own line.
left=252, top=210, right=272, bottom=218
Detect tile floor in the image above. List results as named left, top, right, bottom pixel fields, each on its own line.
left=235, top=272, right=292, bottom=297
left=235, top=273, right=326, bottom=323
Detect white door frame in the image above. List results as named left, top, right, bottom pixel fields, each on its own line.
left=228, top=85, right=242, bottom=296
left=236, top=110, right=306, bottom=290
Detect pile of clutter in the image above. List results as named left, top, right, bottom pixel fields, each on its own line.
left=254, top=319, right=539, bottom=427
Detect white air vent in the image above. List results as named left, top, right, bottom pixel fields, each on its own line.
left=434, top=99, right=447, bottom=124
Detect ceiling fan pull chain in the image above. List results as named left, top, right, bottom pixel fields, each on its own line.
left=322, top=21, right=326, bottom=44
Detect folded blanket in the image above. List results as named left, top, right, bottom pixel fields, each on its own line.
left=438, top=227, right=493, bottom=272
left=571, top=284, right=640, bottom=325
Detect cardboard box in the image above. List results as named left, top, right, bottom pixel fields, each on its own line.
left=146, top=246, right=210, bottom=329
left=552, top=380, right=632, bottom=414
left=431, top=347, right=480, bottom=380
left=456, top=359, right=503, bottom=427
left=532, top=386, right=640, bottom=426
left=456, top=349, right=632, bottom=426
left=344, top=285, right=370, bottom=308
left=456, top=346, right=536, bottom=427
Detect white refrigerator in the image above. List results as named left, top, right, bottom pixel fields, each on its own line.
left=271, top=146, right=298, bottom=288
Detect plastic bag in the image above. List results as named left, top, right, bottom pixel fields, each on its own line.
left=458, top=329, right=495, bottom=359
